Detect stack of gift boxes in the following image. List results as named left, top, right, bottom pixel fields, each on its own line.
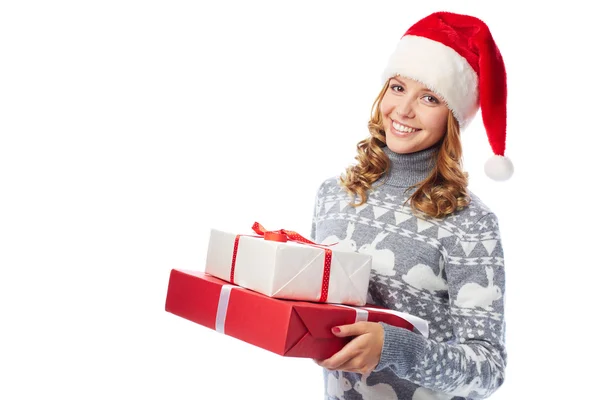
left=165, top=223, right=428, bottom=360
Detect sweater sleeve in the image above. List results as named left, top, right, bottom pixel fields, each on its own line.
left=372, top=212, right=507, bottom=399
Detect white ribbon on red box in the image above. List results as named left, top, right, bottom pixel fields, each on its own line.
left=335, top=304, right=429, bottom=338
left=214, top=285, right=429, bottom=338
left=215, top=284, right=235, bottom=334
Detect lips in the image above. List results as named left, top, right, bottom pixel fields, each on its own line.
left=392, top=121, right=419, bottom=132
left=391, top=120, right=421, bottom=136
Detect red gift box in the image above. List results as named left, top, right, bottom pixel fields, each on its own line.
left=165, top=269, right=426, bottom=359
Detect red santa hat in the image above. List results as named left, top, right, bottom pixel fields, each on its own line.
left=382, top=11, right=513, bottom=181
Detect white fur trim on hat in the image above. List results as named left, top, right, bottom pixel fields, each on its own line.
left=484, top=155, right=514, bottom=181
left=381, top=35, right=479, bottom=128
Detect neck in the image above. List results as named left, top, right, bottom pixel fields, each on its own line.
left=378, top=144, right=440, bottom=188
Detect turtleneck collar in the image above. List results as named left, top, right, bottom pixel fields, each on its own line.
left=377, top=143, right=440, bottom=188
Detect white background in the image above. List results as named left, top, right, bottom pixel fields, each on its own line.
left=1, top=1, right=598, bottom=399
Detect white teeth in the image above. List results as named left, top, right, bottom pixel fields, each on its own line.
left=392, top=121, right=418, bottom=133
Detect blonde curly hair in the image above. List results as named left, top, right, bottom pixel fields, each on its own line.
left=339, top=80, right=470, bottom=219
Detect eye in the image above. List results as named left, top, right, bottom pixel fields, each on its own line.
left=423, top=95, right=440, bottom=104
left=390, top=84, right=404, bottom=92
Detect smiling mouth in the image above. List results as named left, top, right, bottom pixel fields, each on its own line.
left=391, top=121, right=421, bottom=134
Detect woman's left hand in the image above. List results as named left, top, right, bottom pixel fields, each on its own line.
left=314, top=321, right=384, bottom=375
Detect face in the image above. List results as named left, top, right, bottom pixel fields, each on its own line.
left=380, top=76, right=449, bottom=154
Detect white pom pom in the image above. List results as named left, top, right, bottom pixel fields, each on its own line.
left=484, top=155, right=514, bottom=181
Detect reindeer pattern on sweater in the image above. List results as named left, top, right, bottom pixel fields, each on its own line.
left=311, top=176, right=507, bottom=400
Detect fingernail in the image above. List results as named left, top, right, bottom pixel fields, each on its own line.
left=332, top=326, right=341, bottom=333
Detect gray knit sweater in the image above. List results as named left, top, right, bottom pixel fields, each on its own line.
left=311, top=145, right=507, bottom=400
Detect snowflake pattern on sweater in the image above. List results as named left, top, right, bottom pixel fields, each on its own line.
left=311, top=174, right=507, bottom=400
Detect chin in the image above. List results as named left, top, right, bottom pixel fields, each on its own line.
left=385, top=134, right=415, bottom=154
left=387, top=144, right=414, bottom=154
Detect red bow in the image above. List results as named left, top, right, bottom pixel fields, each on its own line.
left=251, top=222, right=321, bottom=244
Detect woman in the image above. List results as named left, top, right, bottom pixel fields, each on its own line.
left=312, top=11, right=512, bottom=400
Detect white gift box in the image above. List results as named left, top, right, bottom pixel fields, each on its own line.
left=204, top=228, right=372, bottom=306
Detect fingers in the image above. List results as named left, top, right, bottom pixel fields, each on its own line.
left=316, top=332, right=373, bottom=371
left=337, top=358, right=373, bottom=376
left=318, top=352, right=373, bottom=375
left=316, top=343, right=360, bottom=371
left=314, top=322, right=384, bottom=375
left=331, top=321, right=371, bottom=338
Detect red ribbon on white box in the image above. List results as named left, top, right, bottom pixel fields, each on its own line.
left=214, top=284, right=429, bottom=338
left=229, top=222, right=336, bottom=302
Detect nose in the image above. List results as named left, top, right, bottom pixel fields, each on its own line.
left=393, top=97, right=415, bottom=119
